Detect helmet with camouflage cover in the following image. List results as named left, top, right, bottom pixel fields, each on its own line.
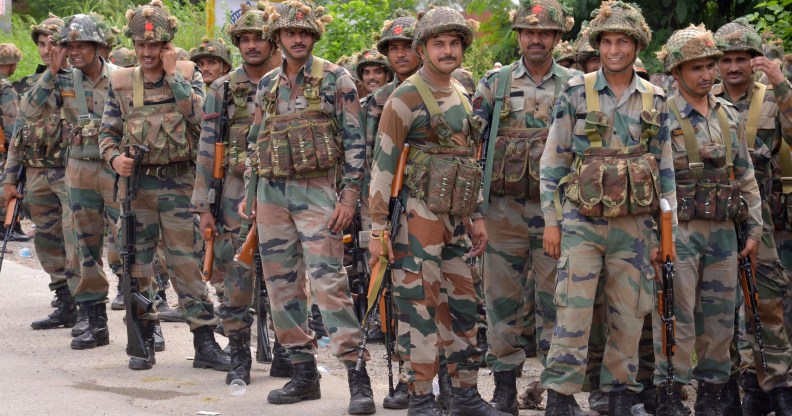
left=174, top=47, right=190, bottom=61
left=270, top=0, right=333, bottom=41
left=588, top=1, right=652, bottom=50
left=31, top=14, right=65, bottom=44
left=123, top=0, right=179, bottom=43
left=109, top=47, right=138, bottom=68
left=336, top=55, right=358, bottom=81
left=0, top=43, right=23, bottom=66
left=190, top=38, right=233, bottom=67
left=227, top=1, right=277, bottom=46
left=413, top=5, right=479, bottom=50
left=509, top=0, right=574, bottom=33
left=553, top=40, right=575, bottom=63
left=714, top=18, right=763, bottom=57
left=354, top=48, right=392, bottom=80
left=91, top=13, right=121, bottom=49
left=657, top=24, right=722, bottom=74
left=375, top=11, right=417, bottom=55
left=575, top=21, right=598, bottom=63
left=55, top=14, right=107, bottom=47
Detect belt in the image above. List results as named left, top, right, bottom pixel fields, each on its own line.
left=141, top=162, right=194, bottom=178
left=260, top=169, right=331, bottom=180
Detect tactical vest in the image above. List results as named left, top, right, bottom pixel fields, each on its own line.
left=669, top=99, right=741, bottom=222
left=110, top=61, right=198, bottom=166
left=226, top=71, right=254, bottom=176
left=64, top=68, right=102, bottom=160
left=403, top=73, right=483, bottom=218
left=562, top=72, right=662, bottom=218
left=255, top=57, right=343, bottom=180
left=17, top=113, right=66, bottom=168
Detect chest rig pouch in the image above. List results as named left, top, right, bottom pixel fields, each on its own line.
left=226, top=72, right=253, bottom=176
left=65, top=68, right=102, bottom=160
left=18, top=110, right=65, bottom=168
left=669, top=99, right=741, bottom=222
left=563, top=73, right=661, bottom=218
left=403, top=74, right=483, bottom=218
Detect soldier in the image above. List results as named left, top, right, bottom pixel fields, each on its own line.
left=472, top=1, right=577, bottom=414
left=652, top=24, right=762, bottom=416
left=243, top=1, right=375, bottom=413
left=189, top=38, right=232, bottom=86
left=712, top=18, right=792, bottom=415
left=553, top=40, right=575, bottom=69
left=191, top=1, right=282, bottom=385
left=109, top=47, right=138, bottom=68
left=368, top=6, right=510, bottom=416
left=98, top=0, right=228, bottom=371
left=354, top=48, right=393, bottom=97
left=451, top=67, right=476, bottom=95
left=92, top=13, right=120, bottom=61
left=0, top=43, right=23, bottom=240
left=538, top=1, right=676, bottom=414
left=5, top=15, right=79, bottom=329
left=574, top=21, right=601, bottom=74
left=174, top=47, right=190, bottom=61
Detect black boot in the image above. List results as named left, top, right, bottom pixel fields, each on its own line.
left=192, top=325, right=231, bottom=371
left=50, top=292, right=61, bottom=308
left=609, top=390, right=644, bottom=416
left=214, top=321, right=225, bottom=337
left=156, top=290, right=172, bottom=313
left=546, top=390, right=584, bottom=416
left=70, top=303, right=110, bottom=349
left=345, top=361, right=375, bottom=414
left=270, top=341, right=294, bottom=378
left=153, top=321, right=165, bottom=352
left=383, top=380, right=410, bottom=410
left=450, top=385, right=514, bottom=416
left=490, top=370, right=518, bottom=415
left=657, top=383, right=692, bottom=416
left=12, top=222, right=31, bottom=241
left=408, top=393, right=445, bottom=416
left=111, top=280, right=125, bottom=310
left=523, top=335, right=537, bottom=358
left=742, top=373, right=772, bottom=416
left=309, top=304, right=327, bottom=338
left=225, top=332, right=252, bottom=385
left=638, top=378, right=657, bottom=414
left=128, top=320, right=156, bottom=370
left=267, top=360, right=321, bottom=404
left=32, top=286, right=78, bottom=329
left=719, top=378, right=742, bottom=416
left=695, top=382, right=724, bottom=416
left=436, top=363, right=453, bottom=410
left=589, top=388, right=609, bottom=414
left=771, top=386, right=792, bottom=416
left=71, top=306, right=89, bottom=337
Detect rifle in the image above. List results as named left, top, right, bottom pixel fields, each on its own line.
left=736, top=208, right=768, bottom=372
left=355, top=143, right=411, bottom=400
left=657, top=198, right=676, bottom=407
left=0, top=166, right=26, bottom=272
left=202, top=80, right=231, bottom=282
left=344, top=203, right=370, bottom=323
left=120, top=144, right=153, bottom=362
left=0, top=123, right=6, bottom=153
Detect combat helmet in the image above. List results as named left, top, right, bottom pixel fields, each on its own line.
left=588, top=1, right=652, bottom=50
left=123, top=0, right=178, bottom=43
left=354, top=48, right=392, bottom=80
left=413, top=5, right=479, bottom=50
left=270, top=0, right=333, bottom=41
left=30, top=14, right=65, bottom=44
left=375, top=11, right=417, bottom=55
left=227, top=1, right=277, bottom=46
left=190, top=38, right=233, bottom=67
left=762, top=32, right=784, bottom=61
left=509, top=0, right=574, bottom=33
left=336, top=55, right=358, bottom=81
left=553, top=40, right=575, bottom=63
left=575, top=21, right=598, bottom=66
left=0, top=43, right=23, bottom=66
left=55, top=14, right=107, bottom=47
left=657, top=24, right=722, bottom=74
left=714, top=18, right=763, bottom=57
left=109, top=47, right=138, bottom=68
left=92, top=13, right=121, bottom=50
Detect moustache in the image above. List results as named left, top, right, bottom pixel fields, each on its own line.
left=439, top=55, right=457, bottom=62
left=291, top=43, right=306, bottom=49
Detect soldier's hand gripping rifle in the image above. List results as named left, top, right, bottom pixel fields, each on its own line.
left=356, top=143, right=411, bottom=399
left=735, top=204, right=768, bottom=372
left=203, top=80, right=231, bottom=282
left=344, top=203, right=370, bottom=323
left=0, top=166, right=26, bottom=272
left=120, top=144, right=153, bottom=361
left=657, top=198, right=676, bottom=408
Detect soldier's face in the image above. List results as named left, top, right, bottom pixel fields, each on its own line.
left=361, top=64, right=388, bottom=94
left=584, top=56, right=602, bottom=73
left=518, top=29, right=559, bottom=65
left=196, top=57, right=228, bottom=85
left=598, top=32, right=638, bottom=74
left=386, top=40, right=421, bottom=78
left=239, top=32, right=276, bottom=67
left=134, top=41, right=164, bottom=71
left=420, top=33, right=463, bottom=75
left=36, top=34, right=52, bottom=65
left=0, top=63, right=15, bottom=77
left=66, top=41, right=98, bottom=70
left=278, top=29, right=315, bottom=61
left=674, top=58, right=717, bottom=98
left=719, top=51, right=753, bottom=88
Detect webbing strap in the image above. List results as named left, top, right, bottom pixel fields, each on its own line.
left=408, top=73, right=472, bottom=117
left=72, top=69, right=91, bottom=118
left=481, top=64, right=513, bottom=210
left=132, top=67, right=144, bottom=109
left=584, top=73, right=599, bottom=113
left=640, top=79, right=653, bottom=115
left=229, top=71, right=249, bottom=119
left=745, top=83, right=767, bottom=150
left=669, top=99, right=704, bottom=179
left=715, top=105, right=735, bottom=171
left=778, top=141, right=792, bottom=194
left=267, top=56, right=327, bottom=113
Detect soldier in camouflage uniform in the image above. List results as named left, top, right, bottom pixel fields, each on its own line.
left=712, top=19, right=792, bottom=416
left=191, top=1, right=282, bottom=386
left=538, top=2, right=676, bottom=414
left=368, top=6, right=510, bottom=416
left=4, top=15, right=80, bottom=330
left=98, top=0, right=229, bottom=371
left=354, top=48, right=392, bottom=97
left=189, top=38, right=232, bottom=86
left=553, top=40, right=575, bottom=69
left=472, top=1, right=577, bottom=414
left=0, top=43, right=23, bottom=238
left=244, top=1, right=374, bottom=413
left=109, top=47, right=137, bottom=68
left=574, top=21, right=601, bottom=74
left=652, top=24, right=763, bottom=416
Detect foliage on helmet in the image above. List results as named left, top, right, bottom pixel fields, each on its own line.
left=270, top=0, right=333, bottom=41
left=509, top=0, right=574, bottom=33
left=588, top=1, right=651, bottom=50
left=123, top=0, right=179, bottom=43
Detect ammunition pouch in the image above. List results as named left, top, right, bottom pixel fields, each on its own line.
left=405, top=146, right=482, bottom=218
left=18, top=112, right=65, bottom=168
left=489, top=127, right=547, bottom=199
left=67, top=116, right=102, bottom=160
left=121, top=102, right=195, bottom=166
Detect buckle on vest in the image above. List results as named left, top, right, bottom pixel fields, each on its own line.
left=688, top=162, right=704, bottom=169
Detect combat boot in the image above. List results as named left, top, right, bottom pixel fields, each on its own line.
left=70, top=303, right=110, bottom=349
left=523, top=335, right=537, bottom=358
left=656, top=383, right=692, bottom=416
left=267, top=360, right=322, bottom=404
left=741, top=373, right=772, bottom=416
left=270, top=341, right=294, bottom=378
left=719, top=378, right=742, bottom=416
left=771, top=386, right=792, bottom=416
left=609, top=390, right=645, bottom=416
left=408, top=393, right=445, bottom=416
left=71, top=306, right=89, bottom=337
left=490, top=370, right=518, bottom=415
left=546, top=390, right=584, bottom=416
left=128, top=319, right=156, bottom=370
left=588, top=378, right=609, bottom=414
left=383, top=380, right=410, bottom=409
left=695, top=382, right=724, bottom=416
left=32, top=286, right=78, bottom=329
left=436, top=363, right=453, bottom=410
left=638, top=378, right=657, bottom=414
left=192, top=325, right=231, bottom=371
left=449, top=386, right=514, bottom=416
left=111, top=280, right=125, bottom=310
left=156, top=290, right=172, bottom=313
left=345, top=361, right=376, bottom=414
left=225, top=331, right=252, bottom=385
left=153, top=320, right=165, bottom=352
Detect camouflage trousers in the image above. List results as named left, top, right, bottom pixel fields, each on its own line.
left=482, top=196, right=546, bottom=371
left=541, top=202, right=655, bottom=395
left=65, top=159, right=121, bottom=304
left=255, top=175, right=366, bottom=364
left=120, top=172, right=218, bottom=330
left=24, top=167, right=77, bottom=291
left=652, top=219, right=738, bottom=386
left=392, top=195, right=481, bottom=395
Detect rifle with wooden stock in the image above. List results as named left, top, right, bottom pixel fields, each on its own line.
left=0, top=166, right=26, bottom=272
left=735, top=203, right=768, bottom=372
left=657, top=198, right=676, bottom=408
left=203, top=80, right=231, bottom=282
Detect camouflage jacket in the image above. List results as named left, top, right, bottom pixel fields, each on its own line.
left=369, top=71, right=484, bottom=233
left=247, top=55, right=364, bottom=205
left=712, top=79, right=792, bottom=181
left=667, top=92, right=763, bottom=240
left=191, top=66, right=258, bottom=213
left=99, top=64, right=205, bottom=165
left=361, top=78, right=403, bottom=196
left=0, top=74, right=18, bottom=145
left=539, top=69, right=677, bottom=229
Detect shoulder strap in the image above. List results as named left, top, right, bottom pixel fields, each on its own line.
left=72, top=69, right=92, bottom=119
left=480, top=64, right=513, bottom=210
left=639, top=78, right=654, bottom=113
left=715, top=105, right=734, bottom=170
left=132, top=66, right=144, bottom=109
left=308, top=56, right=325, bottom=111
left=668, top=99, right=704, bottom=179
left=584, top=72, right=599, bottom=113
left=778, top=141, right=792, bottom=194
left=745, top=83, right=767, bottom=149
left=408, top=73, right=443, bottom=118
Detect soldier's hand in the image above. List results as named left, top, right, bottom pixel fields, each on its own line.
left=752, top=56, right=785, bottom=87
left=238, top=196, right=256, bottom=220
left=3, top=183, right=21, bottom=202
left=468, top=218, right=488, bottom=257
left=543, top=226, right=561, bottom=260
left=112, top=154, right=134, bottom=177
left=368, top=231, right=394, bottom=267
left=48, top=40, right=67, bottom=76
left=161, top=43, right=177, bottom=76
left=329, top=203, right=354, bottom=233
left=199, top=212, right=217, bottom=238
left=740, top=238, right=759, bottom=267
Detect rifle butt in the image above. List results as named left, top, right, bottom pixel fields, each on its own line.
left=202, top=228, right=214, bottom=282
left=235, top=226, right=257, bottom=266
left=4, top=198, right=18, bottom=228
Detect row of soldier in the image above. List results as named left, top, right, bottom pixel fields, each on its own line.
left=2, top=0, right=792, bottom=415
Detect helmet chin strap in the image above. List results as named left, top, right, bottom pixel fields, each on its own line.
left=677, top=75, right=709, bottom=99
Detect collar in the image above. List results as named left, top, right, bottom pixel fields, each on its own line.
left=232, top=65, right=253, bottom=84
left=672, top=91, right=719, bottom=119
left=513, top=57, right=567, bottom=83
left=278, top=55, right=319, bottom=83
left=75, top=58, right=112, bottom=82
left=593, top=68, right=650, bottom=95
left=711, top=79, right=756, bottom=104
